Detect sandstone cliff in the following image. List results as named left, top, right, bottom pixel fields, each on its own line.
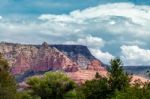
left=0, top=42, right=106, bottom=79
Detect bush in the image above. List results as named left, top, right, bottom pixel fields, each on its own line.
left=81, top=77, right=111, bottom=99
left=26, top=71, right=77, bottom=99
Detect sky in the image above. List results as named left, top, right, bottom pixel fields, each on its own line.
left=0, top=0, right=150, bottom=65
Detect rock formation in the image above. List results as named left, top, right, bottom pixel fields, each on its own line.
left=0, top=42, right=106, bottom=78
left=1, top=42, right=148, bottom=86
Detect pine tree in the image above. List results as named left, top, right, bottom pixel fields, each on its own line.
left=95, top=72, right=101, bottom=79
left=0, top=53, right=17, bottom=99
left=108, top=58, right=131, bottom=92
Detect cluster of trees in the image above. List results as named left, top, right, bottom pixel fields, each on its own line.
left=81, top=59, right=150, bottom=99
left=0, top=53, right=150, bottom=99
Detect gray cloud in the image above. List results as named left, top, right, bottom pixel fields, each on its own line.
left=0, top=3, right=150, bottom=64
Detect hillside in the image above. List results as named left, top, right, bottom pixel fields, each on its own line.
left=0, top=42, right=106, bottom=82
left=0, top=42, right=149, bottom=83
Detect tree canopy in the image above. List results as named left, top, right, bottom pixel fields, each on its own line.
left=1, top=55, right=150, bottom=99
left=26, top=71, right=77, bottom=99
left=0, top=53, right=17, bottom=99
left=108, top=58, right=131, bottom=92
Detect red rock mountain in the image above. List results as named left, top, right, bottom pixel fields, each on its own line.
left=1, top=42, right=148, bottom=85
left=0, top=42, right=106, bottom=82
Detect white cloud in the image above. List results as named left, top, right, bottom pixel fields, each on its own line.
left=38, top=3, right=150, bottom=38
left=44, top=3, right=149, bottom=25
left=64, top=35, right=105, bottom=49
left=121, top=45, right=150, bottom=65
left=1, top=3, right=150, bottom=42
left=78, top=36, right=105, bottom=48
left=90, top=49, right=114, bottom=64
left=0, top=16, right=2, bottom=20
left=64, top=36, right=114, bottom=64
left=39, top=14, right=76, bottom=23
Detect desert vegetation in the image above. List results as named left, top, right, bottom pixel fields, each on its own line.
left=0, top=53, right=18, bottom=99
left=0, top=53, right=150, bottom=99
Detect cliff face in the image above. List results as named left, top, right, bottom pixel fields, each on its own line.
left=0, top=42, right=106, bottom=82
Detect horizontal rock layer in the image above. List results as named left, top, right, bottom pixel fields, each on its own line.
left=0, top=42, right=106, bottom=76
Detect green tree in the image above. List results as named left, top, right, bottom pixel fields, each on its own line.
left=19, top=91, right=41, bottom=99
left=0, top=53, right=17, bottom=99
left=81, top=77, right=110, bottom=99
left=26, top=71, right=77, bottom=99
left=80, top=58, right=131, bottom=99
left=108, top=58, right=131, bottom=92
left=112, top=81, right=150, bottom=99
left=95, top=72, right=101, bottom=79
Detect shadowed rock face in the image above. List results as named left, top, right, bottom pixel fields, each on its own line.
left=0, top=42, right=106, bottom=76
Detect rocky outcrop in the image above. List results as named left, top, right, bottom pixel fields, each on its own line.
left=0, top=42, right=106, bottom=78
left=50, top=45, right=96, bottom=69
left=67, top=70, right=107, bottom=84
left=31, top=42, right=76, bottom=71
left=87, top=60, right=106, bottom=71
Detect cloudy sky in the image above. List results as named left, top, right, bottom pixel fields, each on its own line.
left=0, top=0, right=150, bottom=65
